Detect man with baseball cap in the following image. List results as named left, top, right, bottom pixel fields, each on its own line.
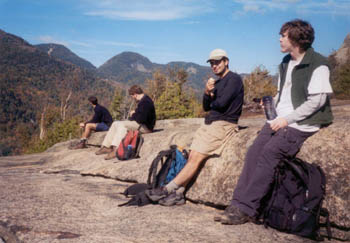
left=145, top=48, right=244, bottom=206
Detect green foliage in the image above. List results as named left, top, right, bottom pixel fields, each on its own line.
left=25, top=116, right=81, bottom=154
left=155, top=82, right=192, bottom=119
left=243, top=66, right=277, bottom=104
left=0, top=30, right=115, bottom=155
left=109, top=89, right=125, bottom=120
left=149, top=68, right=202, bottom=120
left=145, top=70, right=167, bottom=103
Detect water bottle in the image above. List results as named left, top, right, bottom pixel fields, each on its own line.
left=126, top=145, right=133, bottom=158
left=262, top=96, right=277, bottom=120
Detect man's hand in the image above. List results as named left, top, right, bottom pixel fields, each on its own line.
left=129, top=110, right=135, bottom=116
left=205, top=78, right=215, bottom=96
left=79, top=122, right=85, bottom=128
left=270, top=117, right=288, bottom=131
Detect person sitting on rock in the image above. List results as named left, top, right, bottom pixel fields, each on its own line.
left=73, top=96, right=113, bottom=149
left=95, top=85, right=156, bottom=160
left=214, top=19, right=333, bottom=225
left=145, top=48, right=244, bottom=206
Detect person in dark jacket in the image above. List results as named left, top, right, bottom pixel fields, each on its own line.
left=145, top=48, right=244, bottom=206
left=215, top=19, right=333, bottom=225
left=95, top=85, right=156, bottom=160
left=73, top=96, right=113, bottom=149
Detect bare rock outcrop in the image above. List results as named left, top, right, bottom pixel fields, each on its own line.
left=41, top=104, right=350, bottom=235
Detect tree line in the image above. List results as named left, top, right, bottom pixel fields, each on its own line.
left=2, top=59, right=350, bottom=156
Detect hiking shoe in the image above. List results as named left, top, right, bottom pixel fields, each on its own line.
left=95, top=146, right=113, bottom=155
left=159, top=191, right=185, bottom=206
left=214, top=205, right=237, bottom=222
left=213, top=211, right=226, bottom=222
left=219, top=206, right=252, bottom=225
left=145, top=187, right=170, bottom=202
left=104, top=151, right=116, bottom=160
left=72, top=140, right=87, bottom=149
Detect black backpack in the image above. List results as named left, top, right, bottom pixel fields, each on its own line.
left=262, top=157, right=332, bottom=241
left=118, top=145, right=188, bottom=207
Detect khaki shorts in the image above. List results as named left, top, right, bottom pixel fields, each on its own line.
left=190, top=120, right=239, bottom=155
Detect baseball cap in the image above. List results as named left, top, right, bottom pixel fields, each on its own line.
left=207, top=49, right=228, bottom=62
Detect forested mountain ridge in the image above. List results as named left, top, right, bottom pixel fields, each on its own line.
left=36, top=43, right=96, bottom=71
left=0, top=29, right=114, bottom=155
left=97, top=51, right=213, bottom=89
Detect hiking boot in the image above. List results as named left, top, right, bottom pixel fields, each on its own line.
left=159, top=190, right=185, bottom=206
left=72, top=140, right=87, bottom=149
left=214, top=205, right=236, bottom=222
left=213, top=211, right=226, bottom=222
left=95, top=146, right=113, bottom=155
left=104, top=150, right=116, bottom=160
left=145, top=186, right=170, bottom=202
left=219, top=206, right=252, bottom=225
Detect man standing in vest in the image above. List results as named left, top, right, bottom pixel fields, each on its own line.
left=215, top=19, right=333, bottom=225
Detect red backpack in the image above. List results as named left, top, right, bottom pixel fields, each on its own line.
left=116, top=130, right=144, bottom=160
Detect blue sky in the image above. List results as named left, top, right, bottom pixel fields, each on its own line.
left=0, top=0, right=349, bottom=74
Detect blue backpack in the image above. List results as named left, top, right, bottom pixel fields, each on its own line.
left=119, top=145, right=188, bottom=207
left=163, top=147, right=188, bottom=185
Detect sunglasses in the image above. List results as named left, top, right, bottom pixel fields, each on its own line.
left=209, top=59, right=223, bottom=66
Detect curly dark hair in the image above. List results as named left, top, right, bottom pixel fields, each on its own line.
left=280, top=19, right=314, bottom=52
left=128, top=85, right=144, bottom=95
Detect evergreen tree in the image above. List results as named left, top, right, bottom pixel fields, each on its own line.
left=109, top=89, right=125, bottom=120
left=243, top=66, right=277, bottom=105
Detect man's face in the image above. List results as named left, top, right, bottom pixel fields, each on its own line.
left=279, top=31, right=295, bottom=53
left=209, top=58, right=228, bottom=76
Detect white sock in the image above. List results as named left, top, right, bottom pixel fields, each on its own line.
left=165, top=180, right=180, bottom=193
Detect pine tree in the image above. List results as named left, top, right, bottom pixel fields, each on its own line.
left=109, top=89, right=125, bottom=120
left=243, top=66, right=277, bottom=105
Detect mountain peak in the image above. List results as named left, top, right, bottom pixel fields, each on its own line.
left=35, top=43, right=96, bottom=70
left=343, top=33, right=350, bottom=47
left=332, top=33, right=350, bottom=65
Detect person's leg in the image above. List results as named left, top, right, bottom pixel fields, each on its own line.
left=95, top=122, right=109, bottom=132
left=82, top=123, right=97, bottom=139
left=229, top=127, right=314, bottom=221
left=96, top=122, right=118, bottom=155
left=146, top=121, right=237, bottom=203
left=230, top=123, right=274, bottom=205
left=110, top=120, right=139, bottom=147
left=101, top=121, right=119, bottom=148
left=145, top=150, right=208, bottom=202
left=173, top=150, right=208, bottom=187
left=214, top=124, right=273, bottom=222
left=73, top=123, right=97, bottom=149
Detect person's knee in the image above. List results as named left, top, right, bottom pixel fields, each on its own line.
left=85, top=123, right=96, bottom=131
left=188, top=150, right=208, bottom=166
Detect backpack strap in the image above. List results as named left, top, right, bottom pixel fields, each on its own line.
left=263, top=162, right=283, bottom=226
left=157, top=148, right=177, bottom=187
left=320, top=208, right=332, bottom=240
left=147, top=146, right=177, bottom=188
left=147, top=149, right=173, bottom=187
left=134, top=134, right=144, bottom=158
left=284, top=158, right=309, bottom=184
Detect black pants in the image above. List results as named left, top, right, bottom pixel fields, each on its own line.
left=230, top=123, right=315, bottom=217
